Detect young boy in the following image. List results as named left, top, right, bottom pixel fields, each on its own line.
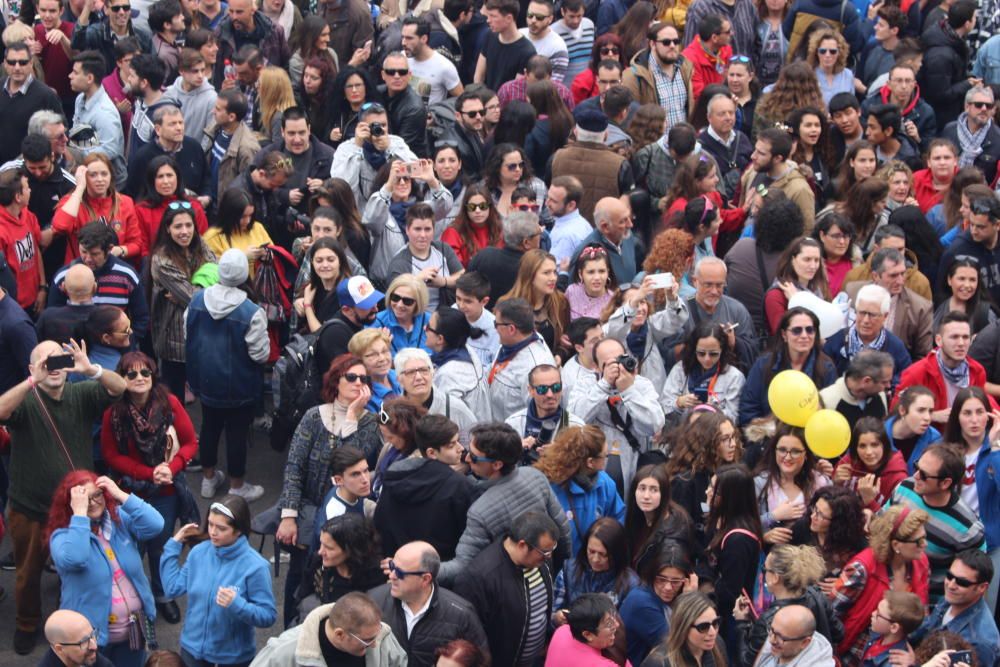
left=561, top=316, right=602, bottom=400
left=455, top=271, right=500, bottom=367
left=861, top=591, right=925, bottom=667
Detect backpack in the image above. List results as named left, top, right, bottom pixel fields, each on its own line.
left=721, top=528, right=772, bottom=615
left=427, top=98, right=458, bottom=145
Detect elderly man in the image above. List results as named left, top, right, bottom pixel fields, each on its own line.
left=468, top=212, right=544, bottom=306
left=752, top=605, right=836, bottom=667
left=698, top=93, right=752, bottom=199
left=942, top=86, right=1000, bottom=184
left=824, top=284, right=911, bottom=387
left=845, top=247, right=933, bottom=359
left=818, top=350, right=894, bottom=425
left=506, top=363, right=585, bottom=458
left=569, top=196, right=641, bottom=284
left=395, top=347, right=477, bottom=444
left=841, top=224, right=932, bottom=301
left=551, top=116, right=633, bottom=223
left=39, top=609, right=115, bottom=667
left=369, top=541, right=490, bottom=666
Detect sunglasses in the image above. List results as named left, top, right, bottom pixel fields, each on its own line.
left=462, top=109, right=485, bottom=118
left=817, top=48, right=838, bottom=55
left=342, top=372, right=371, bottom=385
left=526, top=12, right=550, bottom=19
left=657, top=38, right=681, bottom=46
left=599, top=46, right=620, bottom=54
left=388, top=559, right=429, bottom=579
left=729, top=55, right=751, bottom=64
left=379, top=406, right=391, bottom=425
left=168, top=200, right=193, bottom=211
left=532, top=382, right=562, bottom=395
left=915, top=467, right=944, bottom=481
left=945, top=571, right=981, bottom=588
left=466, top=201, right=490, bottom=212
left=125, top=369, right=153, bottom=380
left=515, top=203, right=540, bottom=212
left=787, top=325, right=815, bottom=336
left=970, top=101, right=995, bottom=110
left=5, top=58, right=29, bottom=66
left=390, top=293, right=416, bottom=307
left=504, top=161, right=525, bottom=171
left=383, top=68, right=409, bottom=77
left=463, top=450, right=496, bottom=464
left=692, top=618, right=721, bottom=634
left=109, top=3, right=132, bottom=10
left=896, top=535, right=927, bottom=547
left=360, top=102, right=385, bottom=113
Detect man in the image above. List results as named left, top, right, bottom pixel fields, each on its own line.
left=920, top=0, right=979, bottom=131
left=562, top=316, right=602, bottom=400
left=942, top=86, right=1000, bottom=184
left=0, top=42, right=62, bottom=165
left=909, top=550, right=999, bottom=667
left=127, top=105, right=209, bottom=203
left=164, top=48, right=218, bottom=141
left=488, top=298, right=556, bottom=421
left=823, top=284, right=911, bottom=387
left=547, top=176, right=592, bottom=264
left=34, top=0, right=76, bottom=119
left=939, top=195, right=1000, bottom=307
left=0, top=284, right=36, bottom=395
left=125, top=54, right=169, bottom=161
left=315, top=276, right=383, bottom=377
left=575, top=60, right=626, bottom=107
left=475, top=0, right=536, bottom=92
left=403, top=16, right=463, bottom=105
left=250, top=591, right=406, bottom=667
left=738, top=128, right=815, bottom=231
left=375, top=415, right=474, bottom=560
left=818, top=350, right=893, bottom=423
left=387, top=203, right=464, bottom=311
left=601, top=86, right=635, bottom=153
left=28, top=110, right=78, bottom=173
left=453, top=511, right=560, bottom=667
left=395, top=348, right=478, bottom=443
left=842, top=224, right=932, bottom=300
left=320, top=0, right=374, bottom=72
left=0, top=339, right=126, bottom=654
left=552, top=0, right=594, bottom=86
left=69, top=51, right=127, bottom=190
left=751, top=605, right=836, bottom=667
left=974, top=33, right=1000, bottom=85
left=550, top=112, right=632, bottom=223
left=450, top=0, right=489, bottom=84
left=224, top=45, right=263, bottom=127
left=858, top=5, right=906, bottom=88
left=198, top=0, right=228, bottom=30
left=681, top=14, right=733, bottom=101
left=622, top=23, right=693, bottom=131
left=369, top=542, right=490, bottom=667
left=330, top=102, right=418, bottom=208
left=865, top=103, right=919, bottom=165
left=519, top=0, right=569, bottom=83
left=71, top=0, right=153, bottom=76
left=496, top=54, right=576, bottom=110
left=213, top=0, right=291, bottom=85
left=38, top=609, right=115, bottom=667
left=829, top=93, right=865, bottom=164
left=35, top=264, right=96, bottom=343
left=455, top=272, right=500, bottom=366
left=684, top=0, right=758, bottom=59
left=506, top=364, right=586, bottom=453
left=569, top=196, right=641, bottom=284
left=891, top=444, right=986, bottom=600
left=379, top=52, right=429, bottom=158
left=148, top=0, right=186, bottom=82
left=0, top=169, right=45, bottom=315
left=49, top=222, right=149, bottom=338
left=862, top=63, right=937, bottom=152
left=698, top=93, right=753, bottom=200
left=468, top=213, right=544, bottom=305
left=201, top=89, right=260, bottom=203
left=441, top=91, right=486, bottom=180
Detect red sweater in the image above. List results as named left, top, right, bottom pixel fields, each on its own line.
left=0, top=206, right=41, bottom=309
left=912, top=168, right=954, bottom=214
left=834, top=450, right=909, bottom=511
left=892, top=350, right=999, bottom=429
left=52, top=193, right=141, bottom=263
left=441, top=223, right=503, bottom=267
left=571, top=68, right=599, bottom=105
left=35, top=22, right=75, bottom=100
left=100, top=393, right=198, bottom=486
left=665, top=191, right=747, bottom=240
left=135, top=197, right=209, bottom=259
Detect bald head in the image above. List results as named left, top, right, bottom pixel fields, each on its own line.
left=30, top=340, right=63, bottom=366
left=594, top=197, right=633, bottom=245
left=396, top=541, right=440, bottom=576
left=45, top=609, right=92, bottom=644
left=64, top=264, right=96, bottom=303
left=779, top=605, right=816, bottom=636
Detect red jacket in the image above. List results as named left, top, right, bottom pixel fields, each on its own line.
left=680, top=38, right=732, bottom=102
left=892, top=350, right=998, bottom=429
left=912, top=168, right=954, bottom=214
left=835, top=450, right=909, bottom=511
left=571, top=68, right=599, bottom=105
left=100, top=393, right=198, bottom=487
left=665, top=191, right=747, bottom=238
left=134, top=197, right=209, bottom=260
left=52, top=192, right=141, bottom=264
left=0, top=206, right=42, bottom=310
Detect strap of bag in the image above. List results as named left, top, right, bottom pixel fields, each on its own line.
left=721, top=527, right=762, bottom=550
left=32, top=386, right=77, bottom=470
left=606, top=397, right=642, bottom=452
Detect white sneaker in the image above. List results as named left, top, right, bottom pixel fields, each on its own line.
left=200, top=470, right=226, bottom=499
left=229, top=482, right=264, bottom=502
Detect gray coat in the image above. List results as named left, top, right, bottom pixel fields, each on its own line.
left=487, top=334, right=556, bottom=422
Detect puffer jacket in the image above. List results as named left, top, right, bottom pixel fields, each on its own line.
left=434, top=349, right=492, bottom=422
left=603, top=299, right=689, bottom=391
left=737, top=588, right=844, bottom=667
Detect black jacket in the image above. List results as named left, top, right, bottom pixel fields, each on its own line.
left=261, top=135, right=335, bottom=209
left=467, top=246, right=525, bottom=308
left=127, top=137, right=209, bottom=199
left=368, top=582, right=490, bottom=667
left=373, top=458, right=473, bottom=559
left=453, top=539, right=554, bottom=667
left=380, top=84, right=428, bottom=158
left=942, top=120, right=1000, bottom=186
left=918, top=20, right=973, bottom=131
left=440, top=123, right=485, bottom=180
left=736, top=588, right=844, bottom=667
left=698, top=129, right=754, bottom=200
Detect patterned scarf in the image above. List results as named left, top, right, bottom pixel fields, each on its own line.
left=937, top=349, right=970, bottom=388
left=845, top=325, right=887, bottom=359
left=956, top=113, right=992, bottom=168
left=110, top=396, right=174, bottom=467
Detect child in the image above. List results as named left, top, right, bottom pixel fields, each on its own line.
left=861, top=591, right=925, bottom=666
left=455, top=272, right=500, bottom=367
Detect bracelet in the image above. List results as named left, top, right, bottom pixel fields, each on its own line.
left=38, top=284, right=49, bottom=291
left=304, top=303, right=313, bottom=310
left=88, top=364, right=103, bottom=380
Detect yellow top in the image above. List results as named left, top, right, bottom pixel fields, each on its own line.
left=202, top=223, right=274, bottom=278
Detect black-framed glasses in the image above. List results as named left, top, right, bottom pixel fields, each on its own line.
left=945, top=571, right=981, bottom=588
left=657, top=38, right=681, bottom=46
left=776, top=447, right=806, bottom=460
left=810, top=506, right=832, bottom=521
left=383, top=68, right=409, bottom=77
left=528, top=541, right=554, bottom=559
left=970, top=100, right=995, bottom=110
left=532, top=382, right=562, bottom=395
left=693, top=618, right=721, bottom=634
left=462, top=109, right=485, bottom=118
left=915, top=467, right=944, bottom=481
left=769, top=628, right=812, bottom=643
left=56, top=629, right=97, bottom=648
left=466, top=201, right=490, bottom=212
left=874, top=610, right=894, bottom=624
left=88, top=491, right=105, bottom=504
left=390, top=293, right=416, bottom=307
left=125, top=369, right=153, bottom=380
left=108, top=3, right=132, bottom=11
left=424, top=324, right=440, bottom=335
left=494, top=320, right=515, bottom=329
left=342, top=372, right=371, bottom=385
left=388, top=559, right=429, bottom=579
left=168, top=200, right=193, bottom=211
left=5, top=58, right=29, bottom=66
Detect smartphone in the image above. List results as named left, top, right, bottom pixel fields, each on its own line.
left=951, top=651, right=973, bottom=666
left=693, top=387, right=709, bottom=403
left=405, top=161, right=421, bottom=176
left=648, top=272, right=675, bottom=290
left=46, top=354, right=75, bottom=371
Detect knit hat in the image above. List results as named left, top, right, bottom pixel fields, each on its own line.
left=574, top=106, right=609, bottom=133
left=218, top=248, right=249, bottom=287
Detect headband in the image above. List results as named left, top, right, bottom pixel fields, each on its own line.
left=210, top=502, right=235, bottom=520
left=890, top=507, right=911, bottom=539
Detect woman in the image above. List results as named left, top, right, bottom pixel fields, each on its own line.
left=827, top=506, right=929, bottom=666
left=877, top=160, right=919, bottom=227
left=662, top=323, right=745, bottom=422
left=52, top=155, right=141, bottom=265
left=295, top=57, right=337, bottom=142
left=288, top=15, right=338, bottom=86
left=537, top=425, right=627, bottom=556
left=643, top=228, right=696, bottom=301
left=479, top=90, right=501, bottom=138
left=807, top=30, right=860, bottom=105
left=327, top=66, right=377, bottom=147
left=666, top=411, right=742, bottom=549
left=101, top=351, right=199, bottom=626
left=629, top=104, right=667, bottom=155
left=726, top=57, right=759, bottom=138
left=425, top=307, right=490, bottom=419
left=789, top=485, right=868, bottom=584
left=833, top=417, right=907, bottom=512
left=612, top=0, right=657, bottom=64
left=787, top=106, right=834, bottom=205
left=526, top=80, right=574, bottom=175
left=433, top=143, right=466, bottom=234
left=620, top=542, right=697, bottom=666
left=79, top=305, right=133, bottom=373
left=640, top=592, right=726, bottom=667
left=187, top=29, right=218, bottom=77
left=372, top=274, right=431, bottom=353
left=764, top=237, right=830, bottom=335
left=624, top=464, right=694, bottom=563
left=148, top=202, right=216, bottom=399
left=566, top=244, right=616, bottom=320
left=553, top=518, right=640, bottom=615
left=740, top=307, right=837, bottom=425
left=482, top=143, right=548, bottom=220
left=754, top=0, right=789, bottom=86
left=934, top=257, right=996, bottom=335
left=372, top=398, right=427, bottom=498
left=441, top=184, right=504, bottom=268
left=835, top=141, right=879, bottom=197
left=202, top=188, right=271, bottom=276
left=257, top=66, right=297, bottom=144
left=812, top=213, right=857, bottom=294
left=572, top=33, right=624, bottom=104
left=312, top=178, right=371, bottom=268
left=752, top=61, right=825, bottom=139
left=499, top=249, right=570, bottom=357
left=491, top=101, right=536, bottom=149
left=754, top=424, right=831, bottom=543
left=299, top=237, right=352, bottom=332
left=912, top=139, right=958, bottom=214
left=925, top=167, right=984, bottom=240
left=887, top=205, right=942, bottom=289
left=436, top=639, right=488, bottom=667
left=347, top=329, right=401, bottom=412
left=48, top=472, right=163, bottom=667
left=135, top=156, right=210, bottom=260
left=665, top=157, right=748, bottom=245
left=162, top=496, right=278, bottom=667
left=546, top=593, right=624, bottom=667
left=937, top=387, right=1000, bottom=527
left=886, top=385, right=940, bottom=468
left=827, top=179, right=890, bottom=255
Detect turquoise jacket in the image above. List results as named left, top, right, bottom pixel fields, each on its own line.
left=550, top=470, right=627, bottom=558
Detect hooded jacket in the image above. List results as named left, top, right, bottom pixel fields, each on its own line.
left=164, top=79, right=219, bottom=141
left=834, top=449, right=909, bottom=511
left=550, top=471, right=627, bottom=556
left=919, top=20, right=973, bottom=131
left=681, top=37, right=732, bottom=101
left=739, top=160, right=816, bottom=231
left=752, top=628, right=836, bottom=667
left=738, top=588, right=843, bottom=667
left=891, top=350, right=998, bottom=430
left=433, top=347, right=493, bottom=422
left=0, top=205, right=42, bottom=310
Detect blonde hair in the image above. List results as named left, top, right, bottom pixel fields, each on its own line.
left=806, top=30, right=849, bottom=73
left=869, top=506, right=929, bottom=564
left=766, top=545, right=827, bottom=595
left=534, top=425, right=606, bottom=484
left=877, top=160, right=914, bottom=196
left=258, top=66, right=297, bottom=136
left=385, top=273, right=429, bottom=314
left=2, top=20, right=33, bottom=45
left=348, top=328, right=392, bottom=357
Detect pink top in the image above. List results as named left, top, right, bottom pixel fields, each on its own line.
left=543, top=624, right=630, bottom=667
left=825, top=256, right=854, bottom=296
left=97, top=533, right=143, bottom=645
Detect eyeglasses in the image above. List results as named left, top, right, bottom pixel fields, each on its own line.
left=390, top=293, right=416, bottom=307
left=400, top=366, right=431, bottom=380
left=383, top=68, right=409, bottom=77
left=874, top=610, right=894, bottom=624
left=125, top=369, right=153, bottom=380
left=504, top=161, right=525, bottom=171
left=465, top=201, right=490, bottom=212
left=168, top=200, right=193, bottom=211
left=528, top=542, right=555, bottom=559
left=56, top=629, right=97, bottom=648
left=344, top=82, right=365, bottom=90
left=342, top=372, right=371, bottom=385
left=787, top=325, right=815, bottom=336
left=729, top=55, right=751, bottom=64
left=462, top=109, right=485, bottom=118
left=970, top=101, right=995, bottom=110
left=896, top=535, right=927, bottom=547
left=769, top=628, right=812, bottom=643
left=532, top=382, right=562, bottom=395
left=347, top=630, right=378, bottom=648
left=108, top=3, right=132, bottom=11
left=599, top=46, right=620, bottom=54
left=388, top=559, right=429, bottom=579
left=856, top=310, right=884, bottom=320
left=945, top=571, right=981, bottom=588
left=464, top=450, right=496, bottom=464
left=5, top=58, right=29, bottom=66
left=654, top=575, right=687, bottom=587
left=811, top=506, right=832, bottom=521
left=514, top=203, right=540, bottom=212
left=424, top=324, right=440, bottom=335
left=776, top=447, right=806, bottom=460
left=526, top=12, right=550, bottom=19
left=696, top=349, right=721, bottom=359
left=817, top=48, right=838, bottom=55
left=693, top=618, right=721, bottom=634
left=88, top=491, right=105, bottom=505
left=915, top=467, right=944, bottom=481
left=494, top=320, right=515, bottom=329
left=657, top=38, right=681, bottom=46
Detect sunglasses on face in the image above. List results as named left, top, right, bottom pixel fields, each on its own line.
left=109, top=3, right=131, bottom=11
left=915, top=467, right=944, bottom=481
left=657, top=38, right=681, bottom=46
left=342, top=372, right=371, bottom=385
left=526, top=12, right=550, bottom=19
left=466, top=201, right=490, bottom=212
left=696, top=349, right=721, bottom=359
left=125, top=369, right=153, bottom=380
left=817, top=48, right=838, bottom=55
left=388, top=559, right=429, bottom=579
left=463, top=450, right=496, bottom=464
left=462, top=109, right=485, bottom=118
left=945, top=571, right=980, bottom=588
left=504, top=161, right=525, bottom=171
left=383, top=68, right=409, bottom=77
left=515, top=203, right=540, bottom=212
left=5, top=58, right=29, bottom=66
left=970, top=100, right=995, bottom=110
left=600, top=46, right=620, bottom=54
left=692, top=618, right=721, bottom=634
left=390, top=293, right=416, bottom=307
left=787, top=325, right=815, bottom=336
left=532, top=382, right=562, bottom=395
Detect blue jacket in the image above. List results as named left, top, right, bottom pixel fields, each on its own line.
left=550, top=471, right=627, bottom=557
left=885, top=415, right=940, bottom=472
left=911, top=597, right=1000, bottom=667
left=368, top=371, right=402, bottom=412
left=739, top=350, right=838, bottom=426
left=370, top=308, right=432, bottom=354
left=50, top=495, right=164, bottom=647
left=823, top=327, right=912, bottom=389
left=596, top=0, right=632, bottom=36
left=160, top=535, right=277, bottom=664
left=909, top=433, right=1000, bottom=550
left=861, top=635, right=909, bottom=667
left=620, top=584, right=670, bottom=667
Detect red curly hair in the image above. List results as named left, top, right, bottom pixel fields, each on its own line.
left=45, top=470, right=121, bottom=542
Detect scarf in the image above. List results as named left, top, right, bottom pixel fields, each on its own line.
left=626, top=324, right=647, bottom=360
left=431, top=346, right=472, bottom=368
left=687, top=364, right=717, bottom=394
left=493, top=333, right=537, bottom=366
left=110, top=396, right=174, bottom=467
left=445, top=178, right=463, bottom=201
left=937, top=349, right=970, bottom=388
left=388, top=199, right=413, bottom=235
left=362, top=141, right=388, bottom=171
left=956, top=113, right=992, bottom=167
left=523, top=398, right=563, bottom=439
left=845, top=325, right=886, bottom=359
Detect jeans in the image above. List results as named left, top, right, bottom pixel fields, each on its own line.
left=9, top=508, right=47, bottom=633
left=181, top=648, right=251, bottom=667
left=145, top=491, right=180, bottom=601
left=199, top=405, right=254, bottom=479
left=160, top=360, right=186, bottom=402
left=283, top=547, right=308, bottom=628
left=100, top=641, right=145, bottom=667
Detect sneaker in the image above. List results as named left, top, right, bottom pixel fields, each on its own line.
left=253, top=415, right=272, bottom=433
left=228, top=482, right=264, bottom=502
left=200, top=470, right=226, bottom=499
left=186, top=456, right=202, bottom=473
left=0, top=552, right=14, bottom=570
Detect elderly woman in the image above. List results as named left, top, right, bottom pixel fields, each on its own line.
left=347, top=329, right=401, bottom=412
left=425, top=307, right=491, bottom=420
left=393, top=347, right=478, bottom=445
left=370, top=273, right=432, bottom=354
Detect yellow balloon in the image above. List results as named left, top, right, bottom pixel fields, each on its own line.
left=767, top=370, right=819, bottom=427
left=805, top=410, right=851, bottom=459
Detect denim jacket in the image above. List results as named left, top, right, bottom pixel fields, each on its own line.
left=911, top=598, right=999, bottom=667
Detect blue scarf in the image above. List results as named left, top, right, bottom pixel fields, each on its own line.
left=388, top=199, right=413, bottom=238
left=431, top=346, right=472, bottom=368
left=845, top=325, right=886, bottom=359
left=446, top=179, right=464, bottom=201
left=937, top=349, right=970, bottom=388
left=362, top=141, right=388, bottom=170
left=523, top=398, right=563, bottom=438
left=626, top=324, right=647, bottom=360
left=494, top=333, right=538, bottom=366
left=687, top=364, right=717, bottom=393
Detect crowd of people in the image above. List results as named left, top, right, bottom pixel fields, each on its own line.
left=0, top=0, right=999, bottom=664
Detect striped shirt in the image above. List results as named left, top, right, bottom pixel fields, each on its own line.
left=890, top=479, right=986, bottom=602
left=553, top=18, right=595, bottom=86
left=520, top=567, right=550, bottom=666
left=53, top=258, right=141, bottom=310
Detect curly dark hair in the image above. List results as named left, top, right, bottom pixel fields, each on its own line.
left=755, top=197, right=804, bottom=253
left=755, top=423, right=823, bottom=508
left=665, top=410, right=741, bottom=477
left=319, top=513, right=381, bottom=578
left=803, top=486, right=868, bottom=573
left=787, top=106, right=835, bottom=172
left=329, top=66, right=376, bottom=118
left=628, top=103, right=667, bottom=153
left=587, top=33, right=624, bottom=73
left=484, top=143, right=533, bottom=191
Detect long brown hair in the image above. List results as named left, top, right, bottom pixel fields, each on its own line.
left=527, top=80, right=574, bottom=151
left=757, top=61, right=825, bottom=122
left=450, top=183, right=503, bottom=261
left=773, top=236, right=830, bottom=299
left=499, top=249, right=568, bottom=345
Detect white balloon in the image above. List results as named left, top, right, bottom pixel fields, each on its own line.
left=788, top=291, right=847, bottom=340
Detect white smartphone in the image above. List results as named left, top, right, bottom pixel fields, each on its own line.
left=648, top=272, right=675, bottom=290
